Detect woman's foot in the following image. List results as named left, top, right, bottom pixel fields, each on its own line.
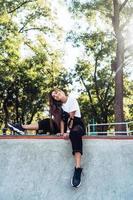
left=71, top=167, right=82, bottom=188
left=7, top=123, right=25, bottom=135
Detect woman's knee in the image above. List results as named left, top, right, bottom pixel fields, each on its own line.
left=69, top=130, right=82, bottom=140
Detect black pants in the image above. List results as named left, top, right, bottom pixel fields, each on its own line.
left=38, top=118, right=85, bottom=155
left=69, top=118, right=85, bottom=155
left=38, top=118, right=59, bottom=135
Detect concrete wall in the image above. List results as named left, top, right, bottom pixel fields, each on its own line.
left=0, top=139, right=133, bottom=200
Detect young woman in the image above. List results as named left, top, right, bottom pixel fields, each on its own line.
left=8, top=88, right=85, bottom=188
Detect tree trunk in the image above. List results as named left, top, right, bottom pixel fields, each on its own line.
left=15, top=90, right=19, bottom=123
left=112, top=0, right=126, bottom=134
left=3, top=99, right=9, bottom=127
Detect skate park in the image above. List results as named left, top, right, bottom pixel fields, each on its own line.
left=0, top=132, right=133, bottom=200
left=1, top=0, right=133, bottom=199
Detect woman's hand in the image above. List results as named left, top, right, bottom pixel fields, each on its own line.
left=56, top=132, right=64, bottom=136
left=63, top=133, right=69, bottom=139
left=56, top=132, right=69, bottom=139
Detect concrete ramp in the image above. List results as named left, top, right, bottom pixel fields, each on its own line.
left=0, top=138, right=133, bottom=200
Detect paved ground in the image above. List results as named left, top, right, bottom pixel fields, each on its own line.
left=0, top=138, right=133, bottom=200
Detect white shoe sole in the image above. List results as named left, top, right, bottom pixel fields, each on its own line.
left=71, top=178, right=81, bottom=188
left=7, top=123, right=25, bottom=135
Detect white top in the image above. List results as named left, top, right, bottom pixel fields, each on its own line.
left=62, top=94, right=81, bottom=118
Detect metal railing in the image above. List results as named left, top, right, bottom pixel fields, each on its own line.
left=86, top=121, right=133, bottom=136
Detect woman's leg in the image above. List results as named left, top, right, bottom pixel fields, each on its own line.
left=69, top=126, right=84, bottom=187
left=22, top=123, right=39, bottom=130
left=8, top=119, right=48, bottom=134
left=23, top=118, right=58, bottom=134
left=69, top=130, right=83, bottom=187
left=74, top=152, right=82, bottom=168
left=69, top=128, right=83, bottom=167
left=23, top=118, right=54, bottom=131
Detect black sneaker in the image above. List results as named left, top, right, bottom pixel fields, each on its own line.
left=71, top=167, right=82, bottom=188
left=7, top=123, right=25, bottom=135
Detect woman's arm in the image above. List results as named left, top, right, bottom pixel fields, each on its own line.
left=60, top=120, right=65, bottom=135
left=68, top=111, right=76, bottom=129
left=69, top=111, right=76, bottom=119
left=58, top=111, right=76, bottom=138
left=59, top=120, right=69, bottom=139
left=59, top=111, right=76, bottom=135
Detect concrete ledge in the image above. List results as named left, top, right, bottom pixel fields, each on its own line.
left=1, top=139, right=133, bottom=200
left=1, top=135, right=133, bottom=140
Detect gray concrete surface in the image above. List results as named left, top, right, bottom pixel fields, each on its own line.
left=0, top=139, right=133, bottom=200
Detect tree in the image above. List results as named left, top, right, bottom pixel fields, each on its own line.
left=0, top=0, right=72, bottom=128
left=70, top=32, right=115, bottom=126
left=68, top=0, right=133, bottom=132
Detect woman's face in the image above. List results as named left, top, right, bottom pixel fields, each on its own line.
left=51, top=90, right=65, bottom=101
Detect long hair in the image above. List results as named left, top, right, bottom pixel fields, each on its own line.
left=49, top=89, right=63, bottom=130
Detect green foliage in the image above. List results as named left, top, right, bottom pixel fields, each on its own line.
left=124, top=78, right=133, bottom=121
left=70, top=31, right=115, bottom=123
left=75, top=60, right=115, bottom=124
left=68, top=0, right=133, bottom=124
left=0, top=0, right=71, bottom=128
left=69, top=0, right=112, bottom=19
